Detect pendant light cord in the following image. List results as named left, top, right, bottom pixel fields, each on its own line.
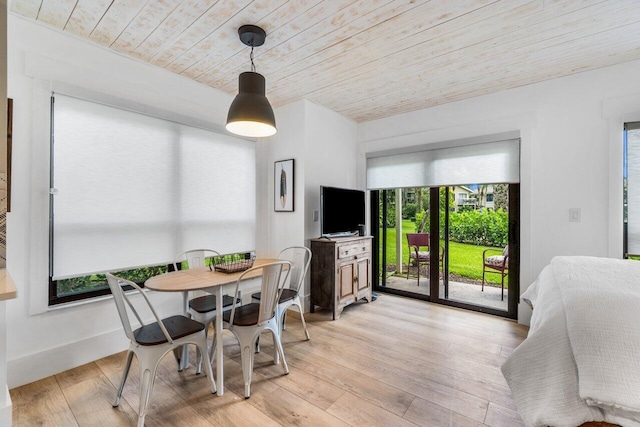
left=250, top=45, right=256, bottom=72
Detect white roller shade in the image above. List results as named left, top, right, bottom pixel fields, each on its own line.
left=366, top=139, right=520, bottom=189
left=627, top=123, right=640, bottom=255
left=52, top=94, right=255, bottom=280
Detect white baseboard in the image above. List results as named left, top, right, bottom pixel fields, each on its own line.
left=7, top=329, right=130, bottom=389
left=0, top=386, right=12, bottom=426
left=7, top=293, right=311, bottom=389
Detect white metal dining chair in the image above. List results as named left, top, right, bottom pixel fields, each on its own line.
left=174, top=249, right=241, bottom=371
left=221, top=260, right=291, bottom=398
left=252, top=246, right=311, bottom=341
left=106, top=273, right=216, bottom=427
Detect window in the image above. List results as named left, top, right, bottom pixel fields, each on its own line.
left=49, top=94, right=256, bottom=304
left=486, top=194, right=494, bottom=202
left=624, top=122, right=640, bottom=259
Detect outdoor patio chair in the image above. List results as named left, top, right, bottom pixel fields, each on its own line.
left=106, top=273, right=216, bottom=427
left=406, top=233, right=444, bottom=286
left=482, top=245, right=509, bottom=301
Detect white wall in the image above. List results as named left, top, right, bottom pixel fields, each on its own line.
left=304, top=101, right=359, bottom=240
left=259, top=100, right=307, bottom=259
left=358, top=58, right=640, bottom=324
left=5, top=15, right=238, bottom=388
left=260, top=100, right=358, bottom=310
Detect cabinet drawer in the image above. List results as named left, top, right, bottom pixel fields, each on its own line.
left=337, top=242, right=369, bottom=259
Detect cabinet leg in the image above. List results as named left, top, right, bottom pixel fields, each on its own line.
left=310, top=303, right=315, bottom=313
left=365, top=289, right=372, bottom=303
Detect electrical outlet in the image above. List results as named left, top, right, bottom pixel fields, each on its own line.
left=569, top=208, right=581, bottom=222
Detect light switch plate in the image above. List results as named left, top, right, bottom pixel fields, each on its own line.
left=313, top=210, right=319, bottom=222
left=569, top=208, right=581, bottom=222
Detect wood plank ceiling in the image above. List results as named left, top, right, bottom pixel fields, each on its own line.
left=10, top=0, right=640, bottom=122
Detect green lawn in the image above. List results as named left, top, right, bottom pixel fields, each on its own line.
left=379, top=220, right=507, bottom=286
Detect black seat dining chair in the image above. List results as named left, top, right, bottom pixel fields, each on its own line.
left=106, top=273, right=215, bottom=427
left=174, top=249, right=241, bottom=372
left=251, top=246, right=312, bottom=341
left=220, top=260, right=291, bottom=398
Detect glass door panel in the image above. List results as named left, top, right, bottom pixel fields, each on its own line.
left=377, top=188, right=430, bottom=298
left=441, top=184, right=509, bottom=312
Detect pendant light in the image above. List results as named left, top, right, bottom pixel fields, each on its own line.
left=226, top=25, right=277, bottom=138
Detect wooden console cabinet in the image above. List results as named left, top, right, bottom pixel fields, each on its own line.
left=310, top=236, right=372, bottom=320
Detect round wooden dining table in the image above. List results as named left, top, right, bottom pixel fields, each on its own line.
left=145, top=258, right=279, bottom=396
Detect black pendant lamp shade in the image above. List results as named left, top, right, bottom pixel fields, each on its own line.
left=226, top=25, right=277, bottom=138
left=226, top=71, right=276, bottom=137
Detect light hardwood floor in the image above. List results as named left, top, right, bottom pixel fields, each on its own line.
left=11, top=294, right=528, bottom=426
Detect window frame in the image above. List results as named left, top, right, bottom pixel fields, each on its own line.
left=623, top=121, right=640, bottom=259
left=46, top=93, right=255, bottom=305
left=48, top=262, right=175, bottom=306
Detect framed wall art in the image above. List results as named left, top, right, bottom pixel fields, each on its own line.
left=274, top=159, right=294, bottom=212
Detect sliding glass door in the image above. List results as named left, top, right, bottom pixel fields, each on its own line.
left=371, top=184, right=519, bottom=319
left=367, top=135, right=520, bottom=318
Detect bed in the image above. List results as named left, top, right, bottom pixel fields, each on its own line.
left=502, top=256, right=640, bottom=427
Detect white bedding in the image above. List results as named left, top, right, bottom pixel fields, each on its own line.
left=502, top=256, right=640, bottom=427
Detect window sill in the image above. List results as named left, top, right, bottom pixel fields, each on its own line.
left=46, top=287, right=151, bottom=312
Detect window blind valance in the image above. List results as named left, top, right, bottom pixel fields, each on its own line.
left=366, top=138, right=520, bottom=190
left=52, top=94, right=256, bottom=280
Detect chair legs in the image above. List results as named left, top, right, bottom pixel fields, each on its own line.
left=482, top=267, right=508, bottom=300
left=275, top=297, right=311, bottom=341
left=256, top=297, right=312, bottom=352
left=409, top=260, right=421, bottom=286
left=272, top=325, right=289, bottom=375
left=137, top=363, right=157, bottom=427
left=272, top=327, right=280, bottom=366
left=233, top=326, right=260, bottom=398
left=113, top=350, right=134, bottom=407
left=231, top=317, right=289, bottom=399
left=241, top=340, right=255, bottom=398
left=298, top=308, right=311, bottom=341
left=114, top=334, right=216, bottom=426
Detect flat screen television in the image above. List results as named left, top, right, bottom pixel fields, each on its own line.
left=320, top=186, right=366, bottom=237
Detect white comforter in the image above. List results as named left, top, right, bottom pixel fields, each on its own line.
left=502, top=256, right=640, bottom=427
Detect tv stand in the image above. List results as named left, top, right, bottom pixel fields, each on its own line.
left=310, top=236, right=372, bottom=320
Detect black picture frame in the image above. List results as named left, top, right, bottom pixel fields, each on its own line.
left=274, top=159, right=294, bottom=212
